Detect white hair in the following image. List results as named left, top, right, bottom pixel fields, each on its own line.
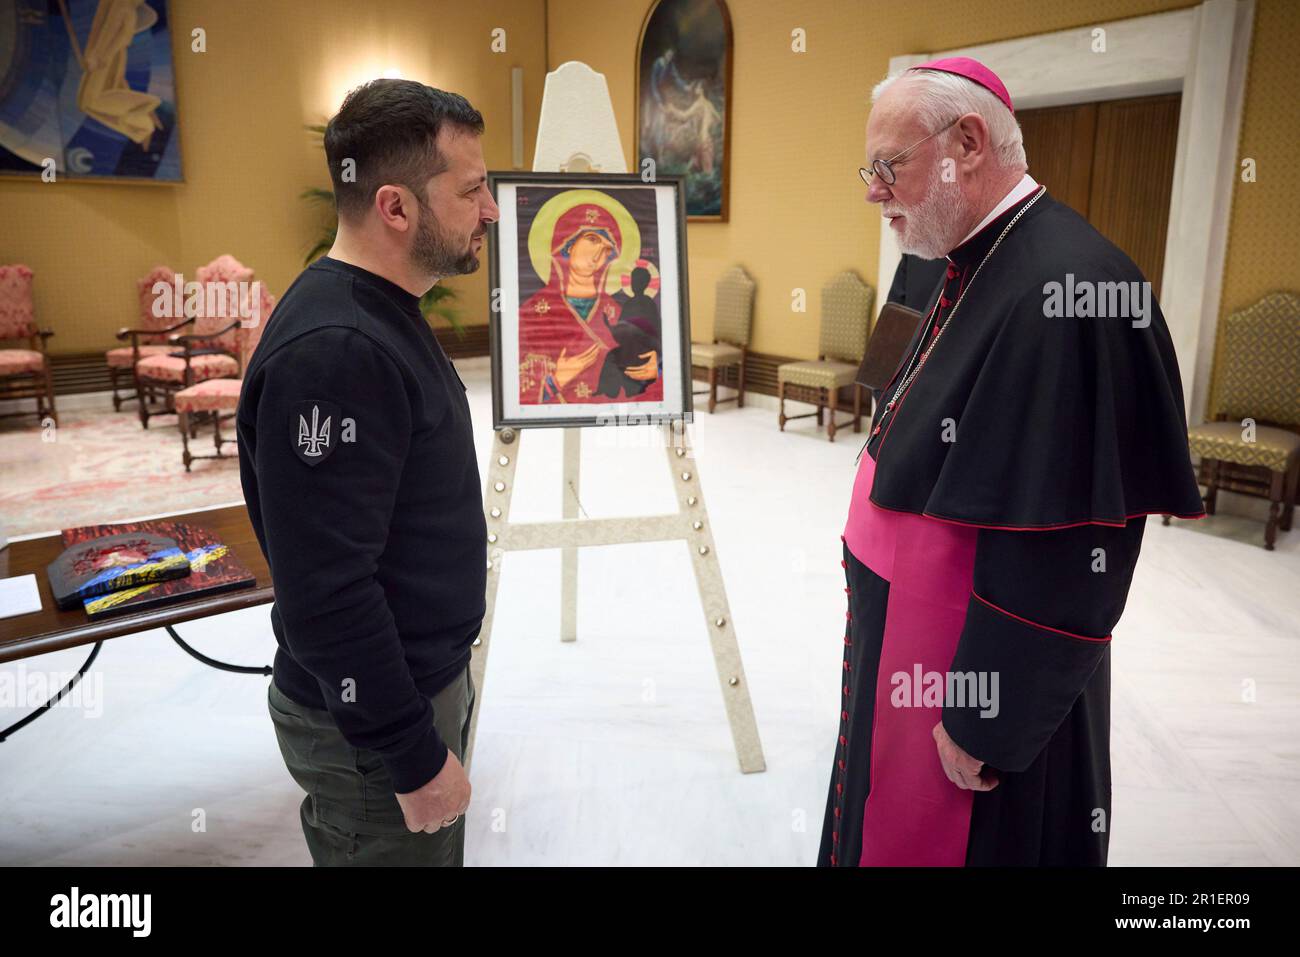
left=871, top=68, right=1027, bottom=172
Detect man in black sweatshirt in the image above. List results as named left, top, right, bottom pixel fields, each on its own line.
left=237, top=79, right=497, bottom=865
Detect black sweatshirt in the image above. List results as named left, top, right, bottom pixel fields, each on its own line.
left=236, top=257, right=486, bottom=793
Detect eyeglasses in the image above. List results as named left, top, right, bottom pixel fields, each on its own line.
left=859, top=117, right=960, bottom=187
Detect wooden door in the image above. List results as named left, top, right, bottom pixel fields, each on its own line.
left=1017, top=93, right=1180, bottom=297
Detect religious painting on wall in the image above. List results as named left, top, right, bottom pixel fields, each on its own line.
left=0, top=0, right=182, bottom=182
left=488, top=172, right=693, bottom=430
left=635, top=0, right=731, bottom=221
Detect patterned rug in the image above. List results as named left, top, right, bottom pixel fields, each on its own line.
left=0, top=398, right=244, bottom=539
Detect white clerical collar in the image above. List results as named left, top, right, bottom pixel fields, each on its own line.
left=949, top=173, right=1039, bottom=255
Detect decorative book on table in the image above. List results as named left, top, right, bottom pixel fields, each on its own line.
left=47, top=532, right=191, bottom=610
left=57, top=521, right=256, bottom=619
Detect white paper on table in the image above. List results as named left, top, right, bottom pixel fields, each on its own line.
left=0, top=574, right=42, bottom=619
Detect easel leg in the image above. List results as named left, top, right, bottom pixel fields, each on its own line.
left=467, top=428, right=521, bottom=769
left=667, top=425, right=766, bottom=773
left=468, top=423, right=765, bottom=775
left=560, top=427, right=580, bottom=643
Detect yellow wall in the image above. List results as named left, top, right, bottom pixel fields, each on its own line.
left=549, top=0, right=1299, bottom=406
left=3, top=0, right=1295, bottom=417
left=1209, top=0, right=1299, bottom=411
left=0, top=0, right=547, bottom=353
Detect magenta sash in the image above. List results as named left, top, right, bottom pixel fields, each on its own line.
left=844, top=453, right=979, bottom=866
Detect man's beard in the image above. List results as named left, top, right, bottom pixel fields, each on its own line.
left=887, top=169, right=971, bottom=260
left=411, top=198, right=479, bottom=278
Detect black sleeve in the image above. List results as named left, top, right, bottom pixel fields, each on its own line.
left=941, top=519, right=1145, bottom=772
left=251, top=327, right=449, bottom=793
left=887, top=255, right=910, bottom=305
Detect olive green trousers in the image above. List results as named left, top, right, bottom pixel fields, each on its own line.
left=267, top=663, right=475, bottom=866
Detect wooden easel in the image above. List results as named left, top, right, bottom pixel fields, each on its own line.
left=465, top=62, right=764, bottom=774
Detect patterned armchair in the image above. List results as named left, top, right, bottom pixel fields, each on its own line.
left=173, top=283, right=275, bottom=471
left=777, top=270, right=874, bottom=441
left=0, top=264, right=57, bottom=427
left=133, top=254, right=248, bottom=428
left=108, top=265, right=189, bottom=411
left=1181, top=292, right=1300, bottom=550
left=691, top=265, right=756, bottom=413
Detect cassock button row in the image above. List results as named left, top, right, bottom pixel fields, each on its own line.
left=838, top=759, right=845, bottom=770
left=831, top=854, right=838, bottom=865
left=940, top=297, right=952, bottom=308
left=842, top=710, right=848, bottom=720
left=946, top=264, right=958, bottom=279
left=839, top=735, right=846, bottom=746
left=843, top=685, right=850, bottom=696
left=832, top=832, right=839, bottom=844
left=836, top=783, right=843, bottom=795
left=834, top=807, right=841, bottom=819
left=872, top=425, right=881, bottom=435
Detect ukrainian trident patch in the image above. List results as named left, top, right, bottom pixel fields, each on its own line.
left=292, top=400, right=340, bottom=465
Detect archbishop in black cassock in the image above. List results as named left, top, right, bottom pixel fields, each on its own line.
left=821, top=57, right=1203, bottom=866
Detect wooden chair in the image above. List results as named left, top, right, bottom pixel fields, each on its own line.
left=0, top=264, right=57, bottom=427
left=777, top=270, right=874, bottom=442
left=691, top=265, right=755, bottom=413
left=133, top=255, right=248, bottom=428
left=174, top=283, right=276, bottom=471
left=108, top=265, right=187, bottom=411
left=1177, top=292, right=1300, bottom=550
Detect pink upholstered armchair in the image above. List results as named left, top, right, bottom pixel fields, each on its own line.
left=174, top=282, right=276, bottom=471
left=108, top=265, right=189, bottom=411
left=0, top=264, right=58, bottom=427
left=133, top=255, right=249, bottom=428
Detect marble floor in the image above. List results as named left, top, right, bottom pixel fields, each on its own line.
left=1, top=357, right=1296, bottom=866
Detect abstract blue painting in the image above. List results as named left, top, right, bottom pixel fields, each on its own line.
left=0, top=0, right=182, bottom=182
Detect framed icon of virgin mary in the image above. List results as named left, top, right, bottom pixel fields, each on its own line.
left=487, top=171, right=693, bottom=430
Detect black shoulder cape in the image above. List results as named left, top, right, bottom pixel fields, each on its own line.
left=865, top=190, right=1205, bottom=529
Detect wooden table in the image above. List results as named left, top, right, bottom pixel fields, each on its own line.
left=0, top=504, right=273, bottom=665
